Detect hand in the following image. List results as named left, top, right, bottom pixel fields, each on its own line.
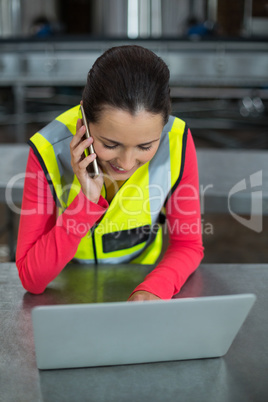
left=128, top=291, right=161, bottom=302
left=70, top=118, right=103, bottom=203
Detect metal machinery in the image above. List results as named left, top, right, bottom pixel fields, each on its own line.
left=0, top=38, right=267, bottom=146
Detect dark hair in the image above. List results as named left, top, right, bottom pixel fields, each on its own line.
left=82, top=45, right=171, bottom=125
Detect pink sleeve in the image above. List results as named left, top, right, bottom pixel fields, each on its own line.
left=130, top=129, right=204, bottom=299
left=16, top=148, right=108, bottom=294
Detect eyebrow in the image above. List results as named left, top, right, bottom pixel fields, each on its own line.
left=99, top=136, right=160, bottom=146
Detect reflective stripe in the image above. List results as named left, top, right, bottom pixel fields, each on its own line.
left=168, top=117, right=187, bottom=195
left=39, top=119, right=72, bottom=146
left=73, top=254, right=134, bottom=264
left=148, top=116, right=175, bottom=223
left=72, top=258, right=96, bottom=264
left=38, top=119, right=75, bottom=207
left=97, top=247, right=146, bottom=264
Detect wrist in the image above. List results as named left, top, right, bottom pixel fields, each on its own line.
left=81, top=189, right=100, bottom=204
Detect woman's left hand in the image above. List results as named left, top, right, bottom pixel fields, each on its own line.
left=128, top=291, right=161, bottom=302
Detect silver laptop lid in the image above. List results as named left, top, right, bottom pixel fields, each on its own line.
left=32, top=294, right=256, bottom=370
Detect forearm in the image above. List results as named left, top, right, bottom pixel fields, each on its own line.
left=16, top=191, right=107, bottom=294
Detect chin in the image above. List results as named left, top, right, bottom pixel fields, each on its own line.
left=110, top=170, right=132, bottom=180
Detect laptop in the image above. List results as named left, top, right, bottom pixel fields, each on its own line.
left=31, top=293, right=256, bottom=370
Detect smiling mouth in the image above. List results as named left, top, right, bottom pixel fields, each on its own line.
left=109, top=162, right=131, bottom=173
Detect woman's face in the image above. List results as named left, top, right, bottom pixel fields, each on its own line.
left=89, top=108, right=164, bottom=180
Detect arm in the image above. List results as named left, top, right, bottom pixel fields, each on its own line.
left=129, top=130, right=204, bottom=300
left=16, top=148, right=108, bottom=294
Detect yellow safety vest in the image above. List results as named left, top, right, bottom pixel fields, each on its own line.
left=29, top=105, right=187, bottom=265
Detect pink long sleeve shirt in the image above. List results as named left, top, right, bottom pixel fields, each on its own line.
left=16, top=129, right=204, bottom=298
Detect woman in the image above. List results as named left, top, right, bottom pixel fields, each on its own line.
left=16, top=45, right=204, bottom=301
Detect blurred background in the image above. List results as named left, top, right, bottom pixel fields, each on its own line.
left=0, top=0, right=267, bottom=263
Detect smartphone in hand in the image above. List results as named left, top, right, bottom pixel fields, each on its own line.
left=80, top=104, right=100, bottom=178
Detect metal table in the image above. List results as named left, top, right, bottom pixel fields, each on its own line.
left=0, top=263, right=267, bottom=402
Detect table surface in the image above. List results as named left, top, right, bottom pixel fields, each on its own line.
left=0, top=144, right=267, bottom=213
left=1, top=262, right=268, bottom=402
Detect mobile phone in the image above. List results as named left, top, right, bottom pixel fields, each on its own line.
left=80, top=104, right=100, bottom=178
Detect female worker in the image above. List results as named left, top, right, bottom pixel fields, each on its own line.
left=16, top=45, right=204, bottom=301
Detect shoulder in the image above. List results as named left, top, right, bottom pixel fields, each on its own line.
left=162, top=115, right=187, bottom=135
left=29, top=105, right=80, bottom=148
left=55, top=104, right=81, bottom=135
left=159, top=115, right=188, bottom=155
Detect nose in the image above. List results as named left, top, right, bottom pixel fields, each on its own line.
left=117, top=149, right=138, bottom=171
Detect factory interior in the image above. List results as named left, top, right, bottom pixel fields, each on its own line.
left=0, top=0, right=267, bottom=264
left=1, top=2, right=268, bottom=401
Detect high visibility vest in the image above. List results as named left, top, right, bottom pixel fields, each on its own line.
left=29, top=105, right=188, bottom=265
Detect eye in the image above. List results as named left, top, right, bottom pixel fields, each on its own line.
left=103, top=144, right=118, bottom=149
left=139, top=145, right=152, bottom=151
left=103, top=143, right=152, bottom=151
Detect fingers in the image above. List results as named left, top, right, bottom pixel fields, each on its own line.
left=78, top=152, right=96, bottom=170
left=71, top=119, right=85, bottom=149
left=76, top=116, right=83, bottom=132
left=128, top=291, right=161, bottom=302
left=70, top=119, right=95, bottom=162
left=72, top=137, right=94, bottom=164
left=70, top=118, right=99, bottom=183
